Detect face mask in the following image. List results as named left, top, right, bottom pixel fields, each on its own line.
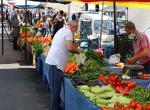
left=128, top=33, right=136, bottom=39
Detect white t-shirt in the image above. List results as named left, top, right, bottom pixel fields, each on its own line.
left=45, top=26, right=73, bottom=71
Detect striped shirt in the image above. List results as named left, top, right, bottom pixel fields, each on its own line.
left=133, top=32, right=150, bottom=64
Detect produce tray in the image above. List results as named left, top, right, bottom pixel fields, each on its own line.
left=124, top=65, right=144, bottom=70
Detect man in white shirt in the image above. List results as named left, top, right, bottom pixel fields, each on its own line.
left=45, top=21, right=80, bottom=110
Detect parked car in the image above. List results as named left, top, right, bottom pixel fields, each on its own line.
left=78, top=12, right=114, bottom=49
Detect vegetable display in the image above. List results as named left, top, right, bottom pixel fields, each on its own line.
left=73, top=49, right=107, bottom=83
left=64, top=47, right=149, bottom=109
left=77, top=85, right=131, bottom=108
left=98, top=73, right=137, bottom=95
left=85, top=48, right=106, bottom=66
left=22, top=26, right=30, bottom=32
left=68, top=53, right=76, bottom=62
left=77, top=59, right=103, bottom=81
left=64, top=62, right=79, bottom=75
left=127, top=86, right=150, bottom=103
left=71, top=76, right=99, bottom=87
left=33, top=41, right=43, bottom=56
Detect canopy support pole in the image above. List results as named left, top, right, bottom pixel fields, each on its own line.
left=126, top=7, right=128, bottom=21
left=68, top=3, right=71, bottom=22
left=1, top=0, right=4, bottom=55
left=113, top=1, right=118, bottom=53
left=24, top=0, right=28, bottom=61
left=99, top=2, right=104, bottom=48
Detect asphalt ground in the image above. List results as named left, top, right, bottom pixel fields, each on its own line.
left=0, top=35, right=50, bottom=110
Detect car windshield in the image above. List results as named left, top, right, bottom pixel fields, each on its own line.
left=94, top=20, right=101, bottom=31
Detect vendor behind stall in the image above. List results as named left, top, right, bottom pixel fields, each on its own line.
left=125, top=21, right=150, bottom=73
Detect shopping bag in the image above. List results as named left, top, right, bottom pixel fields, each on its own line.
left=75, top=53, right=86, bottom=66
left=108, top=54, right=121, bottom=64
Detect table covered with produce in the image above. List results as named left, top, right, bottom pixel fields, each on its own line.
left=38, top=48, right=150, bottom=110
left=17, top=26, right=52, bottom=65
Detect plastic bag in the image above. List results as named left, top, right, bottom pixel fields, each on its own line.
left=95, top=48, right=104, bottom=57
left=108, top=54, right=121, bottom=64
left=75, top=53, right=86, bottom=66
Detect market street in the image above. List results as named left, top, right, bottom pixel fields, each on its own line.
left=0, top=37, right=50, bottom=109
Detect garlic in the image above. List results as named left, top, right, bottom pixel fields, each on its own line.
left=122, top=75, right=127, bottom=79
left=126, top=76, right=131, bottom=80
left=122, top=75, right=130, bottom=79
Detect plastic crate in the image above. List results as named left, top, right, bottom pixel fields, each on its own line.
left=104, top=44, right=114, bottom=58
left=117, top=34, right=134, bottom=62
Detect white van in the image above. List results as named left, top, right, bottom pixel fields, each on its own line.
left=78, top=12, right=114, bottom=48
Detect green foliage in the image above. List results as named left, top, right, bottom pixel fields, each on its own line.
left=85, top=48, right=106, bottom=66
left=127, top=86, right=150, bottom=103
left=77, top=59, right=106, bottom=82
left=22, top=26, right=30, bottom=32
left=33, top=42, right=43, bottom=56
left=73, top=48, right=107, bottom=83
left=69, top=53, right=76, bottom=62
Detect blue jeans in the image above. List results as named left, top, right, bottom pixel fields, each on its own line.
left=48, top=65, right=64, bottom=110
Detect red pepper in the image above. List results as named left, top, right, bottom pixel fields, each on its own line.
left=115, top=86, right=130, bottom=95
left=121, top=105, right=126, bottom=110
left=145, top=104, right=150, bottom=110
left=130, top=99, right=134, bottom=104
left=127, top=81, right=136, bottom=89
left=130, top=102, right=137, bottom=109
left=136, top=104, right=143, bottom=110
left=114, top=102, right=119, bottom=109
left=102, top=107, right=109, bottom=110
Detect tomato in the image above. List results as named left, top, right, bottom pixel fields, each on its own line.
left=145, top=104, right=150, bottom=110
left=121, top=105, right=126, bottom=110
left=127, top=82, right=137, bottom=89
left=130, top=99, right=134, bottom=104
left=125, top=87, right=130, bottom=91
left=130, top=102, right=137, bottom=109
left=115, top=86, right=130, bottom=95
left=114, top=102, right=119, bottom=109
left=136, top=104, right=143, bottom=110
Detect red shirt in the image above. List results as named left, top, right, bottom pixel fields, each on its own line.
left=133, top=32, right=150, bottom=64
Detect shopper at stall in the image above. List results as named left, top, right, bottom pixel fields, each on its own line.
left=125, top=21, right=150, bottom=73
left=45, top=20, right=80, bottom=110
left=40, top=16, right=49, bottom=36
left=53, top=10, right=66, bottom=36
left=11, top=10, right=22, bottom=50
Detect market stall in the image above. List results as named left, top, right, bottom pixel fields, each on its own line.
left=36, top=48, right=150, bottom=110
left=39, top=54, right=150, bottom=88
left=18, top=24, right=52, bottom=65
left=60, top=77, right=100, bottom=110
left=12, top=1, right=150, bottom=110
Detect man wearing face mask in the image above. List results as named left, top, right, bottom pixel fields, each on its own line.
left=125, top=21, right=150, bottom=73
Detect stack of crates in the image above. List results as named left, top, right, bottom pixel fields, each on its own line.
left=117, top=33, right=134, bottom=62
left=104, top=44, right=114, bottom=58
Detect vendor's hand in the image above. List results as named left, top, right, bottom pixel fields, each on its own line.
left=73, top=42, right=79, bottom=48
left=70, top=49, right=80, bottom=54
left=127, top=57, right=136, bottom=64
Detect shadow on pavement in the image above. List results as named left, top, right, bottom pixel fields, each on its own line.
left=0, top=68, right=50, bottom=110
